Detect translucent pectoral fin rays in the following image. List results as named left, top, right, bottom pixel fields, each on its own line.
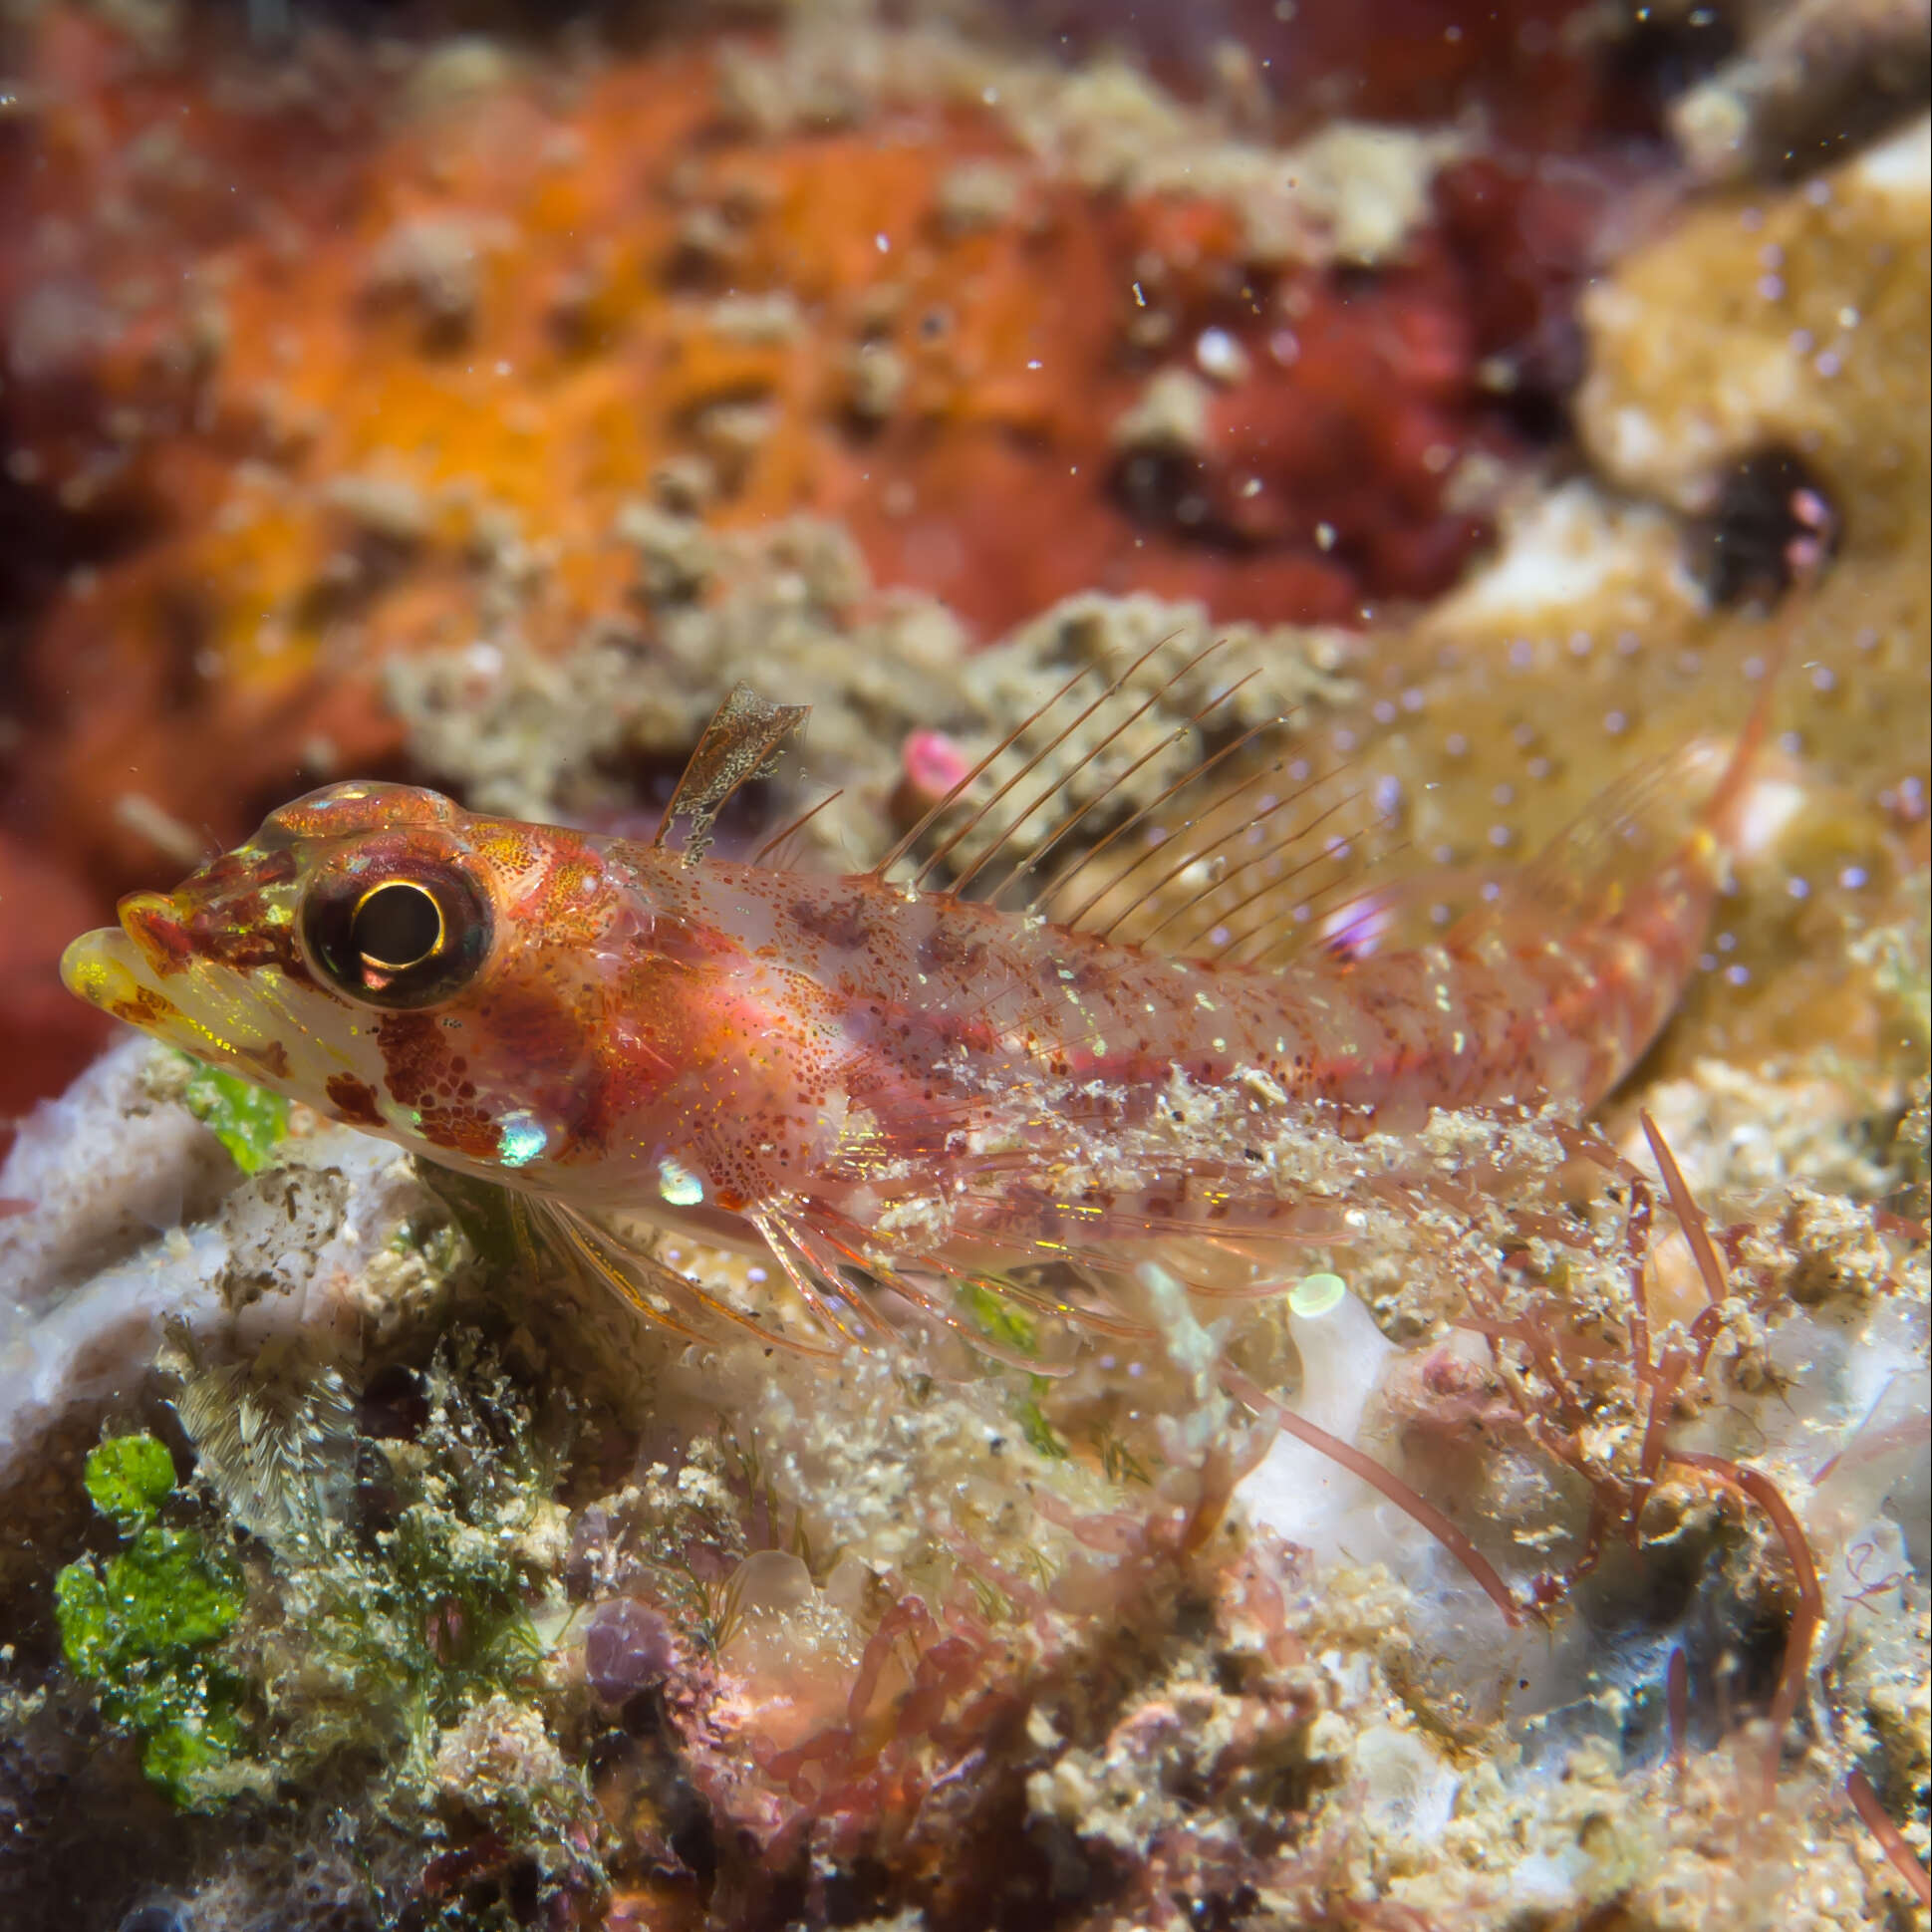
left=749, top=1205, right=901, bottom=1351
left=532, top=1198, right=841, bottom=1358
left=529, top=1185, right=1118, bottom=1374
left=510, top=1188, right=1090, bottom=1372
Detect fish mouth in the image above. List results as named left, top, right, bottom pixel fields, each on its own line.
left=62, top=923, right=193, bottom=1037
left=60, top=889, right=193, bottom=994
left=60, top=912, right=267, bottom=1071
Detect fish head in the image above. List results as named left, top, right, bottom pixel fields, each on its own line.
left=60, top=780, right=642, bottom=1182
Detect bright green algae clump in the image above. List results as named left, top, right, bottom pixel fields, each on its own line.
left=179, top=1054, right=289, bottom=1173
left=51, top=1345, right=571, bottom=1847
left=54, top=1434, right=251, bottom=1807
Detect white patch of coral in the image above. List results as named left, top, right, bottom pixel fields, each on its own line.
left=1432, top=479, right=1702, bottom=627
left=0, top=1035, right=234, bottom=1308
left=0, top=1034, right=454, bottom=1489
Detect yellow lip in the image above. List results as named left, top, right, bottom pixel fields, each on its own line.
left=60, top=925, right=154, bottom=1015
left=60, top=922, right=227, bottom=1062
left=62, top=916, right=315, bottom=1088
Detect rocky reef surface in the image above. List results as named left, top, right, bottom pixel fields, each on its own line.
left=0, top=3, right=1927, bottom=1930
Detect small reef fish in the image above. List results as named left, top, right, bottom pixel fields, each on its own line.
left=61, top=661, right=1773, bottom=1355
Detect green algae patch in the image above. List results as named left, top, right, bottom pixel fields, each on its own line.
left=1015, top=1393, right=1068, bottom=1461
left=180, top=1056, right=289, bottom=1173
left=55, top=1435, right=252, bottom=1808
left=957, top=1283, right=1085, bottom=1462
left=955, top=1282, right=1085, bottom=1460
left=79, top=1429, right=177, bottom=1527
left=958, top=1278, right=1040, bottom=1357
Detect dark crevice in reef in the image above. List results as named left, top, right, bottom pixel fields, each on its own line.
left=1692, top=445, right=1843, bottom=607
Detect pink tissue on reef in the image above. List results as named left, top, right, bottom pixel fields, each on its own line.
left=901, top=729, right=973, bottom=805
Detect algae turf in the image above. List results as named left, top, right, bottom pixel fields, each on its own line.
left=255, top=1333, right=564, bottom=1772
left=238, top=1332, right=604, bottom=1924
left=53, top=1434, right=255, bottom=1808
left=53, top=1339, right=581, bottom=1818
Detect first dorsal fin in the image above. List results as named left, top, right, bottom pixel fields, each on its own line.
left=654, top=682, right=810, bottom=867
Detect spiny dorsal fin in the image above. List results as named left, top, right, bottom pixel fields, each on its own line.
left=913, top=635, right=1234, bottom=892
left=654, top=681, right=810, bottom=867
left=868, top=633, right=1255, bottom=890
left=863, top=626, right=1393, bottom=967
left=1037, top=748, right=1386, bottom=966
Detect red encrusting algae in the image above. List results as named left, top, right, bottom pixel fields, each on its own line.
left=1, top=1, right=1657, bottom=1117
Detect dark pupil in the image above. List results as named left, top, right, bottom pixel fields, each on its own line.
left=352, top=882, right=443, bottom=971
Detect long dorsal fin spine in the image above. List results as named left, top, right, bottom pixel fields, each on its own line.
left=947, top=638, right=1237, bottom=898
left=995, top=665, right=1258, bottom=907
left=870, top=657, right=1102, bottom=881
left=912, top=631, right=1194, bottom=892
left=1238, top=848, right=1387, bottom=966
left=1083, top=748, right=1300, bottom=942
left=749, top=787, right=845, bottom=868
left=1090, top=776, right=1286, bottom=946
left=1123, top=770, right=1339, bottom=952
left=1202, top=848, right=1345, bottom=964
left=1044, top=717, right=1279, bottom=929
left=1166, top=788, right=1361, bottom=960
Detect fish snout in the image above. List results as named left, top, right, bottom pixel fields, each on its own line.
left=118, top=890, right=196, bottom=975
left=58, top=926, right=123, bottom=1007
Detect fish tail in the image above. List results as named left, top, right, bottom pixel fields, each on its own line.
left=1695, top=600, right=1795, bottom=866
left=1503, top=606, right=1799, bottom=938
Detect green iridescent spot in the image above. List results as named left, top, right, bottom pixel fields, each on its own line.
left=1288, top=1271, right=1347, bottom=1318
left=496, top=1111, right=548, bottom=1169
left=657, top=1158, right=704, bottom=1207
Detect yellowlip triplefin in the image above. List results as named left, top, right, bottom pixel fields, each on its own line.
left=61, top=657, right=1776, bottom=1357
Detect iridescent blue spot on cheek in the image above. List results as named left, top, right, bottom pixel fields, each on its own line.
left=658, top=1158, right=704, bottom=1207
left=497, top=1110, right=549, bottom=1168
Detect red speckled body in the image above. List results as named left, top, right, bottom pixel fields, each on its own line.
left=514, top=818, right=1718, bottom=1263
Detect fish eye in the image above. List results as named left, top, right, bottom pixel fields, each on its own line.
left=304, top=861, right=489, bottom=1007
left=352, top=880, right=444, bottom=972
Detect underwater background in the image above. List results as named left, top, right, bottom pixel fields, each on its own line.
left=0, top=2, right=1927, bottom=1928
